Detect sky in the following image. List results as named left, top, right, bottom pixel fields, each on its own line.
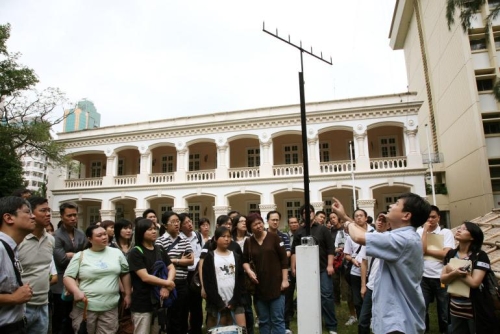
left=2, top=0, right=408, bottom=134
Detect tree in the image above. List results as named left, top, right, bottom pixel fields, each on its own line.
left=446, top=0, right=500, bottom=101
left=0, top=23, right=71, bottom=196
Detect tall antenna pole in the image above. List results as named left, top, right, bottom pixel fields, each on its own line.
left=263, top=22, right=332, bottom=236
left=349, top=141, right=357, bottom=210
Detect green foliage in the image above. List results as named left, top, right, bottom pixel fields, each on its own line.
left=446, top=0, right=487, bottom=31
left=426, top=183, right=448, bottom=195
left=0, top=145, right=24, bottom=197
left=0, top=24, right=38, bottom=97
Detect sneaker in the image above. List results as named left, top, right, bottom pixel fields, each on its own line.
left=328, top=331, right=338, bottom=334
left=285, top=330, right=293, bottom=334
left=345, top=315, right=357, bottom=326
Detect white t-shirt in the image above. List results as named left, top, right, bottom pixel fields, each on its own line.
left=416, top=226, right=455, bottom=278
left=344, top=225, right=374, bottom=277
left=359, top=236, right=381, bottom=291
left=214, top=251, right=236, bottom=306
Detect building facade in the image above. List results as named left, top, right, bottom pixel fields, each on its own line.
left=63, top=99, right=101, bottom=132
left=21, top=152, right=48, bottom=192
left=48, top=93, right=427, bottom=232
left=390, top=0, right=500, bottom=224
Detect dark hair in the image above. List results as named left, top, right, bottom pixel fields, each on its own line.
left=398, top=193, right=431, bottom=228
left=59, top=202, right=78, bottom=215
left=115, top=219, right=133, bottom=248
left=211, top=226, right=231, bottom=251
left=11, top=188, right=31, bottom=197
left=376, top=211, right=388, bottom=217
left=288, top=216, right=299, bottom=223
left=227, top=210, right=240, bottom=217
left=178, top=213, right=191, bottom=225
left=463, top=221, right=484, bottom=254
left=315, top=210, right=326, bottom=217
left=298, top=204, right=314, bottom=215
left=266, top=210, right=281, bottom=221
left=353, top=208, right=367, bottom=217
left=246, top=213, right=264, bottom=232
left=216, top=215, right=231, bottom=227
left=47, top=222, right=55, bottom=232
left=84, top=225, right=105, bottom=249
left=161, top=211, right=178, bottom=225
left=198, top=217, right=210, bottom=229
left=143, top=209, right=157, bottom=219
left=0, top=196, right=31, bottom=226
left=231, top=215, right=249, bottom=239
left=134, top=218, right=156, bottom=247
left=367, top=216, right=373, bottom=225
left=429, top=205, right=440, bottom=217
left=100, top=220, right=115, bottom=242
left=27, top=196, right=48, bottom=210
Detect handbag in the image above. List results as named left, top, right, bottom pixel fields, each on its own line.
left=77, top=297, right=88, bottom=334
left=117, top=297, right=134, bottom=334
left=243, top=237, right=256, bottom=295
left=62, top=250, right=85, bottom=301
left=207, top=310, right=247, bottom=334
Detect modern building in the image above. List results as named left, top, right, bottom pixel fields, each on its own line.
left=21, top=152, right=48, bottom=192
left=390, top=0, right=500, bottom=225
left=63, top=99, right=100, bottom=132
left=47, top=93, right=429, bottom=232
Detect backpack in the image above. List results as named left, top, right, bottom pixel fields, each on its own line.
left=484, top=270, right=500, bottom=310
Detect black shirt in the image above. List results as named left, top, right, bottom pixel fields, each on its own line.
left=291, top=223, right=335, bottom=272
left=128, top=245, right=172, bottom=312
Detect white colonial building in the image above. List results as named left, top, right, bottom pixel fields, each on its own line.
left=48, top=93, right=427, bottom=231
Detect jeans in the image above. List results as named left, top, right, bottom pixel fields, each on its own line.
left=421, top=276, right=448, bottom=333
left=320, top=271, right=338, bottom=331
left=25, top=304, right=49, bottom=334
left=358, top=288, right=372, bottom=334
left=350, top=274, right=362, bottom=319
left=284, top=275, right=296, bottom=329
left=255, top=295, right=285, bottom=334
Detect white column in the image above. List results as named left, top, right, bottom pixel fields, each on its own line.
left=311, top=201, right=324, bottom=213
left=216, top=138, right=229, bottom=180
left=308, top=136, right=320, bottom=175
left=259, top=137, right=273, bottom=178
left=175, top=147, right=187, bottom=182
left=357, top=199, right=376, bottom=219
left=354, top=125, right=370, bottom=171
left=102, top=151, right=116, bottom=187
left=99, top=209, right=116, bottom=222
left=213, top=205, right=230, bottom=219
left=137, top=150, right=151, bottom=184
left=405, top=126, right=423, bottom=168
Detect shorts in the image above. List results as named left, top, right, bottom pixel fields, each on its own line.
left=206, top=304, right=245, bottom=318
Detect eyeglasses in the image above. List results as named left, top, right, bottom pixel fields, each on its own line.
left=168, top=219, right=180, bottom=224
left=38, top=208, right=51, bottom=213
left=14, top=258, right=23, bottom=274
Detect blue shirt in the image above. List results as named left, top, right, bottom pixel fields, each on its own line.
left=0, top=232, right=25, bottom=326
left=366, top=226, right=426, bottom=334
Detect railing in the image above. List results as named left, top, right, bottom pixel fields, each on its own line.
left=149, top=173, right=174, bottom=184
left=320, top=160, right=354, bottom=173
left=186, top=170, right=216, bottom=181
left=228, top=167, right=260, bottom=179
left=273, top=164, right=303, bottom=176
left=114, top=175, right=137, bottom=185
left=370, top=156, right=407, bottom=170
left=65, top=178, right=103, bottom=188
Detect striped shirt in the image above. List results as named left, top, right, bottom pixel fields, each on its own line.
left=155, top=233, right=193, bottom=280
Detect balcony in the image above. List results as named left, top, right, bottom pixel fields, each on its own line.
left=65, top=177, right=103, bottom=188
left=60, top=156, right=416, bottom=190
left=149, top=173, right=175, bottom=184
left=229, top=167, right=260, bottom=179
left=320, top=160, right=354, bottom=174
left=186, top=170, right=216, bottom=181
left=369, top=156, right=407, bottom=170
left=273, top=164, right=303, bottom=176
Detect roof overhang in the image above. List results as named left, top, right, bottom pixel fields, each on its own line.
left=389, top=0, right=414, bottom=50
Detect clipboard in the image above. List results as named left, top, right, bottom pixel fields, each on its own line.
left=446, top=258, right=472, bottom=297
left=424, top=234, right=444, bottom=262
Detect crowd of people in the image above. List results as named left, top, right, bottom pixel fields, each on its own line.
left=0, top=188, right=499, bottom=334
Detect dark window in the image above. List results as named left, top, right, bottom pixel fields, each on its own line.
left=477, top=79, right=494, bottom=91
left=470, top=39, right=487, bottom=51
left=483, top=121, right=500, bottom=134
